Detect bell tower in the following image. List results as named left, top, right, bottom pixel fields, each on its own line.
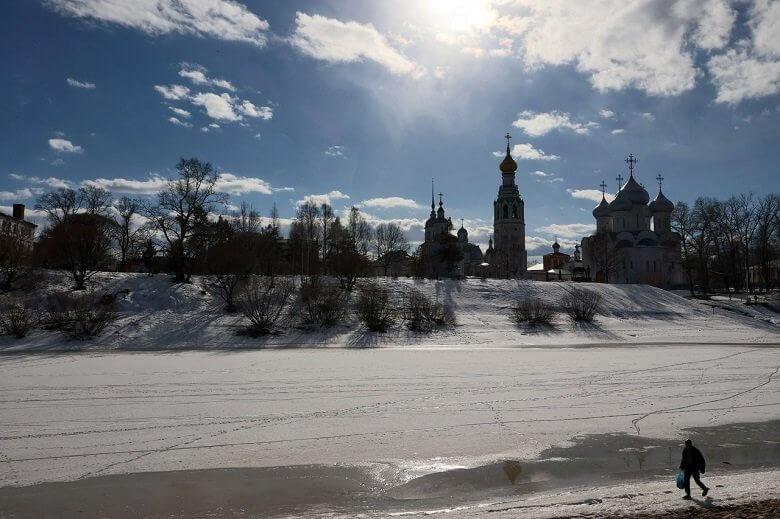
left=492, top=133, right=526, bottom=278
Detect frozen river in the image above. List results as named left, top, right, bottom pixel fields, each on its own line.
left=1, top=344, right=779, bottom=516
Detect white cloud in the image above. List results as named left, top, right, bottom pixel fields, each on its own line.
left=325, top=145, right=344, bottom=157
left=512, top=110, right=597, bottom=136
left=599, top=109, right=615, bottom=118
left=360, top=197, right=423, bottom=210
left=45, top=0, right=270, bottom=46
left=611, top=128, right=625, bottom=135
left=0, top=189, right=35, bottom=201
left=82, top=172, right=276, bottom=196
left=567, top=188, right=616, bottom=203
left=535, top=223, right=595, bottom=239
left=168, top=116, right=192, bottom=127
left=639, top=112, right=655, bottom=121
left=238, top=100, right=273, bottom=119
left=154, top=84, right=191, bottom=100
left=297, top=190, right=350, bottom=206
left=708, top=44, right=780, bottom=104
left=530, top=171, right=547, bottom=177
left=178, top=64, right=235, bottom=91
left=510, top=0, right=738, bottom=96
left=13, top=174, right=73, bottom=189
left=215, top=173, right=273, bottom=195
left=254, top=132, right=262, bottom=140
left=83, top=175, right=168, bottom=195
left=168, top=106, right=191, bottom=118
left=50, top=158, right=65, bottom=166
left=190, top=92, right=241, bottom=121
left=273, top=186, right=295, bottom=193
left=433, top=66, right=449, bottom=79
left=290, top=12, right=424, bottom=78
left=48, top=138, right=83, bottom=153
left=66, top=77, right=95, bottom=89
left=493, top=143, right=559, bottom=161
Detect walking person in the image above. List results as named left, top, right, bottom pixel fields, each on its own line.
left=680, top=439, right=709, bottom=499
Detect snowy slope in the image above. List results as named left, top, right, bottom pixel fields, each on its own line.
left=0, top=272, right=777, bottom=352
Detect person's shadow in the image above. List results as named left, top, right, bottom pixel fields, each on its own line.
left=690, top=496, right=715, bottom=508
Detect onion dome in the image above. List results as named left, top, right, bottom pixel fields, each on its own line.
left=649, top=189, right=674, bottom=213
left=552, top=239, right=560, bottom=252
left=608, top=189, right=632, bottom=211
left=622, top=175, right=649, bottom=205
left=499, top=145, right=517, bottom=173
left=457, top=224, right=467, bottom=239
left=593, top=196, right=611, bottom=218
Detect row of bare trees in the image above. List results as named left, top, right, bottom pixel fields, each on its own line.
left=2, top=158, right=413, bottom=294
left=672, top=193, right=779, bottom=295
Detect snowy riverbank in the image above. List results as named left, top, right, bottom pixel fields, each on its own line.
left=1, top=272, right=777, bottom=352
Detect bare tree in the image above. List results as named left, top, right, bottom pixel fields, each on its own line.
left=587, top=232, right=622, bottom=284
left=145, top=158, right=228, bottom=283
left=38, top=213, right=116, bottom=290
left=672, top=201, right=696, bottom=295
left=373, top=222, right=410, bottom=276
left=115, top=196, right=145, bottom=272
left=0, top=228, right=31, bottom=291
left=755, top=194, right=780, bottom=291
left=347, top=206, right=372, bottom=256
left=293, top=202, right=321, bottom=278
left=732, top=193, right=760, bottom=293
left=231, top=201, right=261, bottom=234
left=36, top=186, right=113, bottom=225
left=319, top=203, right=335, bottom=267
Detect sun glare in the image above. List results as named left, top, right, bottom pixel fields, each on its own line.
left=418, top=0, right=498, bottom=34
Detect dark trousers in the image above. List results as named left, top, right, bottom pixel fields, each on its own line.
left=684, top=469, right=706, bottom=495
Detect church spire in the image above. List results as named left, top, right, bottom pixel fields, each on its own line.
left=499, top=133, right=518, bottom=173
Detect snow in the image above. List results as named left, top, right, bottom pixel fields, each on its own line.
left=1, top=273, right=778, bottom=516
left=0, top=272, right=777, bottom=352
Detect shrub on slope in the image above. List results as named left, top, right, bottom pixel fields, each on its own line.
left=299, top=277, right=350, bottom=327
left=561, top=287, right=602, bottom=322
left=44, top=293, right=117, bottom=340
left=512, top=298, right=554, bottom=326
left=0, top=299, right=38, bottom=338
left=402, top=287, right=455, bottom=332
left=357, top=282, right=397, bottom=332
left=238, top=277, right=294, bottom=335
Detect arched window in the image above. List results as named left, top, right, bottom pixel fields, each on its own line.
left=512, top=204, right=517, bottom=218
left=503, top=204, right=508, bottom=219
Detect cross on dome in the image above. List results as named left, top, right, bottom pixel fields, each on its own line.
left=599, top=180, right=607, bottom=197
left=616, top=174, right=624, bottom=191
left=656, top=174, right=664, bottom=190
left=625, top=153, right=638, bottom=177
left=505, top=132, right=511, bottom=149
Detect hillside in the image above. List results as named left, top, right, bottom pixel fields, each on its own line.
left=1, top=272, right=777, bottom=352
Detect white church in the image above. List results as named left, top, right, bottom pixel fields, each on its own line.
left=580, top=154, right=682, bottom=288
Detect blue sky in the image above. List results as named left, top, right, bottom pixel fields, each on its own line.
left=2, top=0, right=779, bottom=259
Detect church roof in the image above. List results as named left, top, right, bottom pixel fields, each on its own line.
left=622, top=174, right=650, bottom=205
left=608, top=188, right=632, bottom=211
left=499, top=144, right=517, bottom=173
left=593, top=196, right=611, bottom=217
left=649, top=188, right=674, bottom=212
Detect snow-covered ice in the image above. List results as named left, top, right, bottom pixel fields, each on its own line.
left=0, top=273, right=778, bottom=516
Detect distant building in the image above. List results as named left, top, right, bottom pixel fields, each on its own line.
left=483, top=134, right=527, bottom=278
left=0, top=204, right=36, bottom=247
left=543, top=239, right=569, bottom=272
left=580, top=155, right=681, bottom=288
left=420, top=188, right=483, bottom=278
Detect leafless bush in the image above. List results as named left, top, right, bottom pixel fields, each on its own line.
left=238, top=277, right=294, bottom=335
left=44, top=293, right=117, bottom=340
left=0, top=300, right=38, bottom=338
left=299, top=277, right=350, bottom=327
left=560, top=287, right=602, bottom=322
left=511, top=298, right=554, bottom=325
left=357, top=282, right=397, bottom=332
left=402, top=287, right=456, bottom=332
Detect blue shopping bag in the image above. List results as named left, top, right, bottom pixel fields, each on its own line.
left=676, top=470, right=685, bottom=489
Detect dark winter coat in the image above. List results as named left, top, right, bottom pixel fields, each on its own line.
left=680, top=445, right=706, bottom=473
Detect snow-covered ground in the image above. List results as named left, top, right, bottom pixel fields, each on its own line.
left=1, top=345, right=779, bottom=516
left=1, top=273, right=778, bottom=516
left=0, top=272, right=777, bottom=352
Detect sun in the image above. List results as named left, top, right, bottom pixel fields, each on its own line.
left=417, top=0, right=499, bottom=34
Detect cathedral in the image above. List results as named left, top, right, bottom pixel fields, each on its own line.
left=580, top=155, right=682, bottom=288
left=420, top=135, right=527, bottom=279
